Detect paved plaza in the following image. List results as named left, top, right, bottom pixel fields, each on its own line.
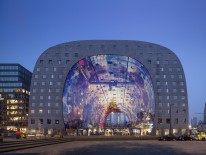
left=3, top=140, right=206, bottom=155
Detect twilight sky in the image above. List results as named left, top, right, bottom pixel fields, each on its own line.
left=0, top=0, right=206, bottom=122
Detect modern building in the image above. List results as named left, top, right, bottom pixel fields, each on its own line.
left=0, top=64, right=32, bottom=132
left=191, top=117, right=197, bottom=128
left=28, top=40, right=188, bottom=136
left=204, top=102, right=206, bottom=123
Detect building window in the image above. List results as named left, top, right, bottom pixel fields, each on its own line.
left=59, top=75, right=62, bottom=79
left=48, top=60, right=52, bottom=64
left=34, top=82, right=37, bottom=86
left=163, top=75, right=166, bottom=79
left=58, top=60, right=61, bottom=64
left=57, top=82, right=61, bottom=85
left=166, top=96, right=169, bottom=100
left=37, top=68, right=40, bottom=71
left=158, top=118, right=162, bottom=124
left=174, top=118, right=178, bottom=124
left=40, top=60, right=43, bottom=63
left=173, top=89, right=177, bottom=93
left=180, top=82, right=184, bottom=86
left=49, top=82, right=53, bottom=85
left=54, top=67, right=57, bottom=71
left=31, top=103, right=35, bottom=107
left=33, top=89, right=36, bottom=93
left=39, top=109, right=43, bottom=114
left=156, top=60, right=160, bottom=65
left=45, top=68, right=48, bottom=71
left=56, top=89, right=60, bottom=93
left=177, top=68, right=180, bottom=72
left=171, top=75, right=174, bottom=78
left=182, top=96, right=185, bottom=100
left=39, top=119, right=43, bottom=124
left=158, top=89, right=161, bottom=93
left=48, top=103, right=51, bottom=107
left=166, top=89, right=169, bottom=93
left=157, top=82, right=160, bottom=85
left=161, top=67, right=164, bottom=71
left=182, top=103, right=186, bottom=107
left=51, top=74, right=54, bottom=78
left=34, top=75, right=38, bottom=78
left=166, top=118, right=170, bottom=124
left=40, top=96, right=43, bottom=100
left=48, top=96, right=51, bottom=100
left=47, top=119, right=51, bottom=124
left=55, top=120, right=59, bottom=124
left=48, top=88, right=51, bottom=93
left=56, top=96, right=59, bottom=100
left=40, top=89, right=44, bottom=93
left=31, top=110, right=35, bottom=114
left=158, top=96, right=162, bottom=100
left=169, top=68, right=172, bottom=72
left=66, top=60, right=70, bottom=64
left=148, top=60, right=151, bottom=64
left=181, top=89, right=185, bottom=93
left=42, top=82, right=45, bottom=85
left=65, top=53, right=69, bottom=57
left=56, top=110, right=59, bottom=114
left=55, top=103, right=59, bottom=107
left=48, top=110, right=51, bottom=114
left=43, top=75, right=46, bottom=78
left=174, top=96, right=177, bottom=100
left=39, top=103, right=43, bottom=107
left=31, top=119, right=35, bottom=124
left=32, top=96, right=36, bottom=100
left=74, top=53, right=78, bottom=57
left=165, top=81, right=168, bottom=86
left=172, top=82, right=176, bottom=86
left=179, top=75, right=182, bottom=79
left=158, top=103, right=162, bottom=107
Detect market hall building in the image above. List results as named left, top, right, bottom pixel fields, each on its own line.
left=28, top=40, right=188, bottom=136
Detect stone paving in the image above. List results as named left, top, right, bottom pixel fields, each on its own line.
left=2, top=140, right=206, bottom=155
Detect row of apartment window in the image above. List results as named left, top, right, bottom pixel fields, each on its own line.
left=158, top=103, right=186, bottom=107
left=158, top=118, right=187, bottom=124
left=153, top=67, right=181, bottom=72
left=148, top=60, right=179, bottom=65
left=0, top=77, right=19, bottom=81
left=0, top=88, right=30, bottom=93
left=0, top=66, right=19, bottom=70
left=158, top=96, right=186, bottom=100
left=39, top=59, right=71, bottom=64
left=30, top=118, right=59, bottom=125
left=156, top=81, right=184, bottom=86
left=31, top=102, right=59, bottom=107
left=158, top=109, right=187, bottom=115
left=30, top=109, right=59, bottom=114
left=155, top=74, right=183, bottom=79
left=32, top=95, right=60, bottom=100
left=32, top=88, right=60, bottom=93
left=34, top=74, right=63, bottom=79
left=0, top=72, right=18, bottom=75
left=0, top=82, right=22, bottom=87
left=33, top=81, right=61, bottom=86
left=36, top=67, right=58, bottom=72
left=157, top=88, right=185, bottom=93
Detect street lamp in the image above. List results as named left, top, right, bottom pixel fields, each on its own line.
left=169, top=103, right=174, bottom=136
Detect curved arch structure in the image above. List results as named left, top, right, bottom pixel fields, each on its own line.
left=29, top=40, right=188, bottom=136
left=63, top=55, right=155, bottom=132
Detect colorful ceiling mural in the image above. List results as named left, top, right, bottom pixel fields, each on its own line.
left=63, top=55, right=154, bottom=129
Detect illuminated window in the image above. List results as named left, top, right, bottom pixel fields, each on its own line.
left=54, top=67, right=56, bottom=71
left=39, top=109, right=43, bottom=114
left=31, top=110, right=35, bottom=114
left=55, top=120, right=59, bottom=124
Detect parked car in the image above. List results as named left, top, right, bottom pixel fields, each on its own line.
left=158, top=135, right=177, bottom=141
left=176, top=135, right=193, bottom=141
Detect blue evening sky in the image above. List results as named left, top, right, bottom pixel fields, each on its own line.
left=0, top=0, right=206, bottom=122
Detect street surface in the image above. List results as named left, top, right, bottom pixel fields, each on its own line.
left=3, top=140, right=206, bottom=155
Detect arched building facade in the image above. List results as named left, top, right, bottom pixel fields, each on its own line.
left=28, top=40, right=188, bottom=136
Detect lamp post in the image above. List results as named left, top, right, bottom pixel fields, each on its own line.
left=169, top=103, right=174, bottom=136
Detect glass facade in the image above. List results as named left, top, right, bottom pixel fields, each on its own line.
left=0, top=64, right=32, bottom=132
left=63, top=55, right=155, bottom=134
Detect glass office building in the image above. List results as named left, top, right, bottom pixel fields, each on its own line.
left=0, top=64, right=32, bottom=132
left=29, top=40, right=188, bottom=136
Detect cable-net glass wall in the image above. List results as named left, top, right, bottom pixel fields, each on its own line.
left=63, top=55, right=154, bottom=135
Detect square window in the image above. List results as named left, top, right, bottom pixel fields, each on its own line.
left=37, top=68, right=40, bottom=71
left=47, top=119, right=51, bottom=124
left=31, top=103, right=35, bottom=107
left=43, top=75, right=46, bottom=78
left=40, top=89, right=44, bottom=93
left=166, top=118, right=170, bottom=124
left=55, top=120, right=59, bottom=124
left=31, top=119, right=35, bottom=124
left=42, top=82, right=45, bottom=85
left=31, top=110, right=35, bottom=114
